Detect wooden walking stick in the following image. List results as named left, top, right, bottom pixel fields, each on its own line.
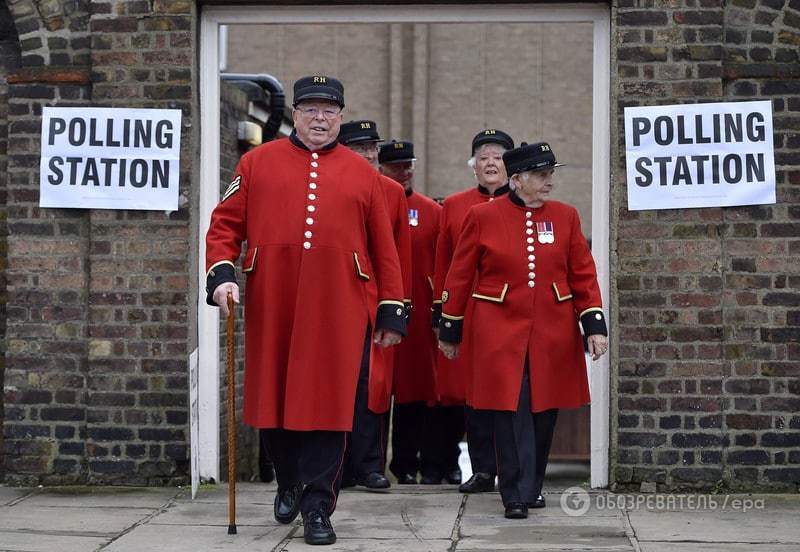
left=226, top=292, right=237, bottom=535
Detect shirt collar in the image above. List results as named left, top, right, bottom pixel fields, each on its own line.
left=289, top=130, right=338, bottom=152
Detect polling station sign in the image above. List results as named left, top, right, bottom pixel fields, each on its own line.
left=40, top=107, right=182, bottom=210
left=624, top=100, right=776, bottom=211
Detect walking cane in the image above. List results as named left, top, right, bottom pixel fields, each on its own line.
left=226, top=292, right=237, bottom=535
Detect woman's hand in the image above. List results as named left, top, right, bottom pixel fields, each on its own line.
left=438, top=340, right=459, bottom=360
left=587, top=334, right=608, bottom=361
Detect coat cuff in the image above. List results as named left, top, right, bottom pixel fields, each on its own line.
left=404, top=300, right=413, bottom=325
left=438, top=313, right=463, bottom=344
left=431, top=301, right=442, bottom=329
left=205, top=262, right=236, bottom=306
left=376, top=301, right=408, bottom=336
left=580, top=308, right=608, bottom=337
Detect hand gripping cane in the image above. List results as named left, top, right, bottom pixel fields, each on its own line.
left=226, top=293, right=237, bottom=535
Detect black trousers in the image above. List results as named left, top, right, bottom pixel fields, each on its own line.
left=491, top=364, right=558, bottom=506
left=344, top=328, right=388, bottom=480
left=262, top=428, right=347, bottom=516
left=465, top=406, right=497, bottom=476
left=391, top=402, right=463, bottom=479
left=389, top=401, right=425, bottom=478
left=423, top=405, right=464, bottom=478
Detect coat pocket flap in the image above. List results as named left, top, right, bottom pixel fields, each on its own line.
left=353, top=252, right=370, bottom=281
left=471, top=281, right=509, bottom=303
left=552, top=280, right=573, bottom=302
left=243, top=247, right=258, bottom=273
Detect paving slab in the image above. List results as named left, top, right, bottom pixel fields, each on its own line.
left=282, top=536, right=453, bottom=551
left=149, top=497, right=284, bottom=527
left=639, top=544, right=800, bottom=552
left=0, top=487, right=33, bottom=507
left=0, top=530, right=108, bottom=552
left=627, top=496, right=800, bottom=545
left=0, top=505, right=155, bottom=536
left=330, top=490, right=463, bottom=540
left=20, top=486, right=179, bottom=509
left=101, top=523, right=290, bottom=552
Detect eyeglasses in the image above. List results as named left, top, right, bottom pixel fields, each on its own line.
left=350, top=142, right=380, bottom=153
left=296, top=105, right=342, bottom=119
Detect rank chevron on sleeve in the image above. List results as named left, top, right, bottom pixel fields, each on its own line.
left=222, top=175, right=241, bottom=202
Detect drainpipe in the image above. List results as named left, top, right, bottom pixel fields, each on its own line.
left=221, top=73, right=286, bottom=141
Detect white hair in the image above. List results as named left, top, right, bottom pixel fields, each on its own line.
left=467, top=142, right=510, bottom=177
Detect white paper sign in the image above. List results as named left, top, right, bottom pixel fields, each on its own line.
left=189, top=348, right=199, bottom=499
left=40, top=107, right=182, bottom=210
left=624, top=100, right=775, bottom=211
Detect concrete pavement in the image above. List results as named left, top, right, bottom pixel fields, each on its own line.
left=1, top=480, right=799, bottom=551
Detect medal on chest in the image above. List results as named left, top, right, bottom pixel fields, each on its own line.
left=408, top=208, right=419, bottom=227
left=536, top=221, right=554, bottom=244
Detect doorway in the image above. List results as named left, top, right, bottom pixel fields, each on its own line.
left=198, top=3, right=610, bottom=487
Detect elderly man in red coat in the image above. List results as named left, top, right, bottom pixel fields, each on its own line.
left=379, top=141, right=452, bottom=484
left=337, top=120, right=412, bottom=491
left=205, top=76, right=406, bottom=545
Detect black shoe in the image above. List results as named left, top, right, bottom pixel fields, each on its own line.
left=303, top=509, right=337, bottom=545
left=459, top=472, right=495, bottom=493
left=358, top=472, right=391, bottom=489
left=396, top=473, right=417, bottom=484
left=527, top=495, right=546, bottom=509
left=444, top=469, right=462, bottom=485
left=340, top=476, right=357, bottom=489
left=419, top=474, right=442, bottom=485
left=504, top=502, right=528, bottom=519
left=273, top=483, right=302, bottom=524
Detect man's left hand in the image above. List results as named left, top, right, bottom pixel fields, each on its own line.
left=374, top=329, right=402, bottom=348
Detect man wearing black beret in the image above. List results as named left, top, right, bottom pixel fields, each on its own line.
left=338, top=120, right=413, bottom=491
left=205, top=75, right=406, bottom=545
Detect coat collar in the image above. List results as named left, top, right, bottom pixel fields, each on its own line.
left=478, top=182, right=510, bottom=197
left=289, top=130, right=338, bottom=153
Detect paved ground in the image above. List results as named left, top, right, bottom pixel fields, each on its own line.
left=2, top=475, right=799, bottom=552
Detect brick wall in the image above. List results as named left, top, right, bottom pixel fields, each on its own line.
left=612, top=1, right=800, bottom=491
left=0, top=1, right=21, bottom=481
left=2, top=0, right=197, bottom=485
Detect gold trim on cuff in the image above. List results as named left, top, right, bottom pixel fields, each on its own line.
left=579, top=307, right=604, bottom=318
left=378, top=300, right=405, bottom=307
left=206, top=260, right=235, bottom=279
left=441, top=313, right=464, bottom=321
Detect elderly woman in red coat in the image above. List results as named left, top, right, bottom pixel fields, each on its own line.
left=437, top=142, right=608, bottom=519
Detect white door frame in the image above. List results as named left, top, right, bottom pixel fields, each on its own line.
left=198, top=3, right=611, bottom=487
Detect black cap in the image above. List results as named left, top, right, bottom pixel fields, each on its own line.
left=502, top=141, right=564, bottom=176
left=379, top=140, right=415, bottom=164
left=339, top=120, right=380, bottom=145
left=471, top=129, right=514, bottom=155
left=292, top=75, right=345, bottom=108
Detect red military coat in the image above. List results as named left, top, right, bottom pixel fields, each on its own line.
left=440, top=193, right=605, bottom=413
left=392, top=191, right=441, bottom=405
left=206, top=137, right=405, bottom=431
left=433, top=184, right=509, bottom=404
left=368, top=175, right=412, bottom=414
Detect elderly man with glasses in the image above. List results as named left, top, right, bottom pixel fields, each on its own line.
left=205, top=75, right=406, bottom=545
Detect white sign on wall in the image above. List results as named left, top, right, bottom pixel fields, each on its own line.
left=40, top=107, right=182, bottom=211
left=624, top=100, right=775, bottom=211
